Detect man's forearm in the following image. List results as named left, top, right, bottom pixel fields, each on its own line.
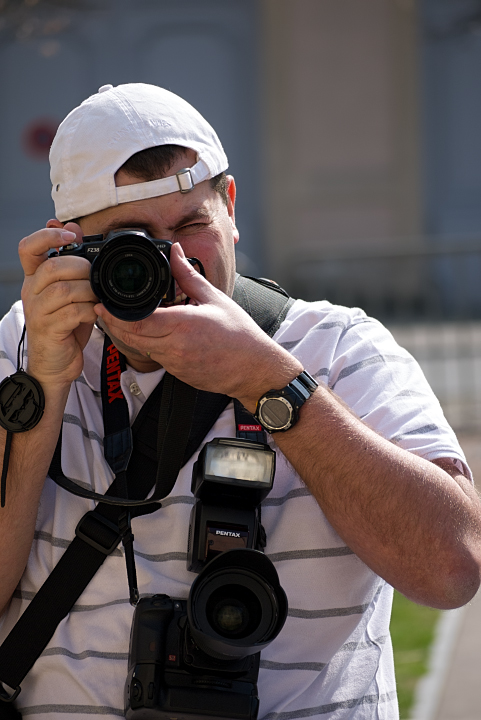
left=270, top=384, right=481, bottom=609
left=0, top=384, right=70, bottom=616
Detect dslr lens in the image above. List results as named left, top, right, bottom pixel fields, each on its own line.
left=187, top=549, right=287, bottom=660
left=207, top=585, right=262, bottom=639
left=105, top=250, right=155, bottom=302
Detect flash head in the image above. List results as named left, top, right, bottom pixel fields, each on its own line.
left=192, top=438, right=275, bottom=505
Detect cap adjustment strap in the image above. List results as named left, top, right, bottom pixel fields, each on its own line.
left=115, top=158, right=210, bottom=205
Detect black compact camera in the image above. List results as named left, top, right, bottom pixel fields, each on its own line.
left=125, top=439, right=287, bottom=720
left=55, top=229, right=176, bottom=321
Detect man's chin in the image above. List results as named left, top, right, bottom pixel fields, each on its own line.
left=96, top=317, right=162, bottom=372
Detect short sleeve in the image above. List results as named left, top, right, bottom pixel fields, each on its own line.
left=273, top=299, right=468, bottom=469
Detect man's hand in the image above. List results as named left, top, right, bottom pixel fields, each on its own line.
left=95, top=243, right=303, bottom=408
left=19, top=221, right=98, bottom=388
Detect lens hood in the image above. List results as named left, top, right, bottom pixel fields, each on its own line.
left=187, top=548, right=287, bottom=660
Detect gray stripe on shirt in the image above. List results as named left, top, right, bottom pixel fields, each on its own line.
left=42, top=647, right=128, bottom=661
left=263, top=487, right=312, bottom=506
left=288, top=602, right=369, bottom=619
left=313, top=368, right=329, bottom=380
left=21, top=705, right=124, bottom=717
left=260, top=691, right=397, bottom=720
left=260, top=659, right=327, bottom=672
left=340, top=635, right=388, bottom=652
left=278, top=321, right=350, bottom=352
left=392, top=424, right=438, bottom=441
left=257, top=635, right=388, bottom=673
left=267, top=547, right=354, bottom=562
left=33, top=530, right=123, bottom=557
left=0, top=350, right=9, bottom=359
left=34, top=530, right=70, bottom=549
left=75, top=375, right=101, bottom=397
left=12, top=591, right=130, bottom=613
left=134, top=550, right=187, bottom=563
left=330, top=354, right=414, bottom=390
left=63, top=414, right=103, bottom=445
left=338, top=317, right=379, bottom=342
left=161, top=495, right=195, bottom=508
left=70, top=598, right=131, bottom=613
left=396, top=388, right=427, bottom=398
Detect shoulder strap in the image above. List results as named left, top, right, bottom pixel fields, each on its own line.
left=0, top=276, right=293, bottom=703
left=233, top=274, right=293, bottom=337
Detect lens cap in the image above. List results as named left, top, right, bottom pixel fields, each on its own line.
left=0, top=371, right=45, bottom=432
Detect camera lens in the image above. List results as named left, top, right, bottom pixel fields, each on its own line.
left=90, top=231, right=172, bottom=321
left=107, top=250, right=155, bottom=300
left=111, top=257, right=149, bottom=295
left=207, top=585, right=262, bottom=639
left=187, top=549, right=287, bottom=660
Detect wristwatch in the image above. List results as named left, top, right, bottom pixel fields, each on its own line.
left=255, top=370, right=318, bottom=433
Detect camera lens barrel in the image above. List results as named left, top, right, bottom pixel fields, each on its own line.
left=187, top=549, right=287, bottom=660
left=89, top=231, right=174, bottom=321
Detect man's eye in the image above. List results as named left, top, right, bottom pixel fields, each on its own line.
left=179, top=223, right=206, bottom=231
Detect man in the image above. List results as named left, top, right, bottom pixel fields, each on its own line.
left=0, top=83, right=480, bottom=719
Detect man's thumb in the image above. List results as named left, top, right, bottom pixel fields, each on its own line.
left=170, top=243, right=211, bottom=300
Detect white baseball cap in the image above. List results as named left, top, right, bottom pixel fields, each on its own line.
left=50, top=83, right=229, bottom=221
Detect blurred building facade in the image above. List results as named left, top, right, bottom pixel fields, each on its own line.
left=3, top=0, right=481, bottom=310
left=2, top=0, right=481, bottom=429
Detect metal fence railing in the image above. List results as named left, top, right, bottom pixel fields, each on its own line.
left=389, top=322, right=481, bottom=433
left=289, top=242, right=481, bottom=323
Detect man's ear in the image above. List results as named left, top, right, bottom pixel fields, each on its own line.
left=46, top=219, right=63, bottom=229
left=226, top=175, right=239, bottom=245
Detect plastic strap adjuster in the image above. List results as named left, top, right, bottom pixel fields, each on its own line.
left=176, top=168, right=194, bottom=193
left=0, top=682, right=21, bottom=703
left=75, top=510, right=121, bottom=555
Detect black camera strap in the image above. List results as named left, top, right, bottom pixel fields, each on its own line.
left=0, top=275, right=293, bottom=708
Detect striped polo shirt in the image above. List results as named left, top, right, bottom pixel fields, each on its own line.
left=0, top=298, right=469, bottom=720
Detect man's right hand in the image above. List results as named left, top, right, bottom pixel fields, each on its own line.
left=19, top=221, right=98, bottom=388
left=0, top=221, right=98, bottom=617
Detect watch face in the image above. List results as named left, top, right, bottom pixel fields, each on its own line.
left=259, top=397, right=292, bottom=430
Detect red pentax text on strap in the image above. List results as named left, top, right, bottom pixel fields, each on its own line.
left=106, top=343, right=124, bottom=404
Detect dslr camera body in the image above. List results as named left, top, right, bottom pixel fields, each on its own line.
left=55, top=229, right=176, bottom=321
left=125, top=439, right=288, bottom=720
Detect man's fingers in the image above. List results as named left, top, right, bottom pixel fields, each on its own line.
left=25, top=279, right=97, bottom=318
left=26, top=256, right=93, bottom=296
left=28, top=301, right=97, bottom=338
left=170, top=243, right=216, bottom=302
left=46, top=219, right=83, bottom=240
left=95, top=302, right=183, bottom=341
left=20, top=221, right=83, bottom=277
left=19, top=227, right=80, bottom=276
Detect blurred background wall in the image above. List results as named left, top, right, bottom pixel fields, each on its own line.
left=3, top=0, right=481, bottom=430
